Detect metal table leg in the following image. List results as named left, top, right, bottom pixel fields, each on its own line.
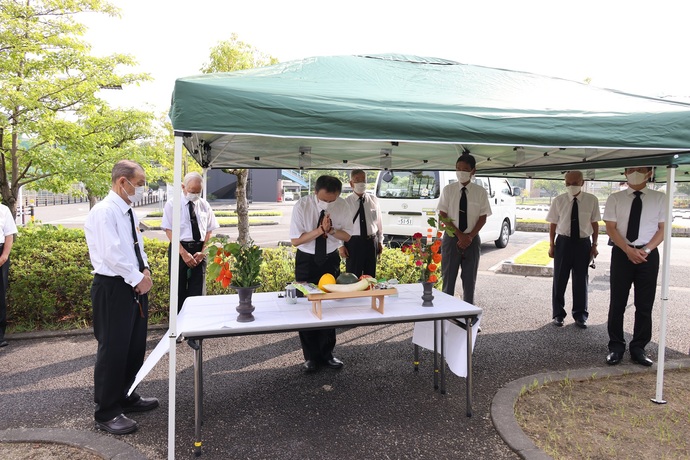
left=440, top=319, right=446, bottom=395
left=433, top=320, right=439, bottom=390
left=193, top=338, right=204, bottom=456
left=466, top=318, right=474, bottom=417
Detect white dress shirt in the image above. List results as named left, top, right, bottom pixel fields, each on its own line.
left=0, top=204, right=18, bottom=239
left=546, top=191, right=601, bottom=238
left=161, top=194, right=219, bottom=242
left=344, top=192, right=383, bottom=243
left=290, top=194, right=353, bottom=254
left=84, top=190, right=150, bottom=287
left=603, top=186, right=666, bottom=246
left=437, top=181, right=492, bottom=234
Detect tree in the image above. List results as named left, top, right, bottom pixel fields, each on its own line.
left=676, top=182, right=690, bottom=196
left=532, top=179, right=565, bottom=204
left=0, top=0, right=151, bottom=216
left=201, top=34, right=278, bottom=244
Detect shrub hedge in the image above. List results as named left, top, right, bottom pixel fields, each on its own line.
left=7, top=225, right=436, bottom=332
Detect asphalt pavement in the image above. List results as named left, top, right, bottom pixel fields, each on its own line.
left=2, top=203, right=690, bottom=459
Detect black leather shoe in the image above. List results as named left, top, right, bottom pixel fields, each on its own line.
left=123, top=397, right=159, bottom=413
left=575, top=319, right=587, bottom=329
left=326, top=357, right=344, bottom=369
left=0, top=340, right=8, bottom=348
left=631, top=351, right=653, bottom=367
left=606, top=351, right=623, bottom=365
left=302, top=360, right=317, bottom=373
left=552, top=317, right=564, bottom=327
left=95, top=414, right=138, bottom=435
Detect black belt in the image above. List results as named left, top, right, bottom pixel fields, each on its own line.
left=628, top=244, right=646, bottom=249
left=350, top=234, right=376, bottom=240
left=94, top=274, right=124, bottom=280
left=557, top=234, right=590, bottom=240
left=180, top=241, right=204, bottom=250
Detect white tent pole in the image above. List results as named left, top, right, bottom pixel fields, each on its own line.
left=168, top=134, right=184, bottom=458
left=652, top=165, right=675, bottom=404
left=202, top=168, right=208, bottom=200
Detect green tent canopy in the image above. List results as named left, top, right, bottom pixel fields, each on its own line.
left=169, top=54, right=690, bottom=181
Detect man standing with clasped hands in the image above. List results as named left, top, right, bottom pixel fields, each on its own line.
left=84, top=160, right=159, bottom=435
left=162, top=171, right=219, bottom=313
left=437, top=154, right=491, bottom=304
left=546, top=170, right=600, bottom=329
left=603, top=166, right=665, bottom=367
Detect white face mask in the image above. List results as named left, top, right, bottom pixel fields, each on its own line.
left=456, top=171, right=471, bottom=183
left=187, top=193, right=200, bottom=202
left=353, top=182, right=367, bottom=194
left=566, top=185, right=581, bottom=196
left=123, top=179, right=145, bottom=204
left=626, top=171, right=648, bottom=186
left=316, top=199, right=330, bottom=212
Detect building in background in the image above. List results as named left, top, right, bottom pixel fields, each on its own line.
left=205, top=169, right=308, bottom=202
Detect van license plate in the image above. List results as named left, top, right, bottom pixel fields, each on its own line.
left=397, top=217, right=413, bottom=225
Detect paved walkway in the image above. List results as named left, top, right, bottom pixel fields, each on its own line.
left=2, top=240, right=689, bottom=459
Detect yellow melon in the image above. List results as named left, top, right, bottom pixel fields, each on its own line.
left=317, top=273, right=336, bottom=291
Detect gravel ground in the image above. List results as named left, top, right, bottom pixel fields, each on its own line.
left=2, top=239, right=689, bottom=459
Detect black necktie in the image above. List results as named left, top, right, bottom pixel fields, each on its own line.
left=127, top=209, right=145, bottom=272
left=353, top=196, right=367, bottom=237
left=188, top=201, right=202, bottom=242
left=626, top=191, right=643, bottom=243
left=458, top=187, right=468, bottom=232
left=315, top=210, right=327, bottom=265
left=570, top=197, right=579, bottom=239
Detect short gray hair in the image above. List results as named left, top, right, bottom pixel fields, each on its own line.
left=183, top=171, right=203, bottom=188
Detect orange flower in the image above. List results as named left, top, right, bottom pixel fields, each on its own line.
left=401, top=224, right=443, bottom=283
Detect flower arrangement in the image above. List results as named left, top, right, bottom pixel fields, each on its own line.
left=401, top=217, right=445, bottom=283
left=206, top=237, right=263, bottom=289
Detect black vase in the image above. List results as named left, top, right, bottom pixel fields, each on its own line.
left=421, top=281, right=434, bottom=307
left=234, top=285, right=259, bottom=322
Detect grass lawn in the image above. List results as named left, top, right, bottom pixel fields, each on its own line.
left=513, top=240, right=552, bottom=266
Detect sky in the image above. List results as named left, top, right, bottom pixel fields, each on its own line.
left=82, top=0, right=689, bottom=115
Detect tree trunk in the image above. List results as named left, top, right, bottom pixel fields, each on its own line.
left=225, top=169, right=250, bottom=244
left=87, top=190, right=99, bottom=209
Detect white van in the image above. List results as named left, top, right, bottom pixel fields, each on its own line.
left=375, top=170, right=517, bottom=247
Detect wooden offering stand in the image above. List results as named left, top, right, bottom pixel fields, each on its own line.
left=307, top=288, right=398, bottom=319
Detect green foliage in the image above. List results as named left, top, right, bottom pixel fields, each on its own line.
left=376, top=246, right=433, bottom=284
left=0, top=0, right=152, bottom=216
left=206, top=237, right=263, bottom=288
left=6, top=229, right=431, bottom=332
left=200, top=33, right=278, bottom=73
left=532, top=179, right=566, bottom=198
left=7, top=224, right=170, bottom=331
left=257, top=246, right=297, bottom=293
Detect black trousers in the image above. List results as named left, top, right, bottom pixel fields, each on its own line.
left=168, top=242, right=205, bottom=313
left=0, top=250, right=8, bottom=340
left=608, top=246, right=659, bottom=354
left=441, top=233, right=481, bottom=304
left=295, top=249, right=340, bottom=362
left=344, top=236, right=377, bottom=278
left=91, top=275, right=148, bottom=422
left=552, top=235, right=591, bottom=322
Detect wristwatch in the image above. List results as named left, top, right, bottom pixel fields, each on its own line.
left=643, top=246, right=651, bottom=255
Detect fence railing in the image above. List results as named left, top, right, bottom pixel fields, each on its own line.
left=22, top=191, right=165, bottom=208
